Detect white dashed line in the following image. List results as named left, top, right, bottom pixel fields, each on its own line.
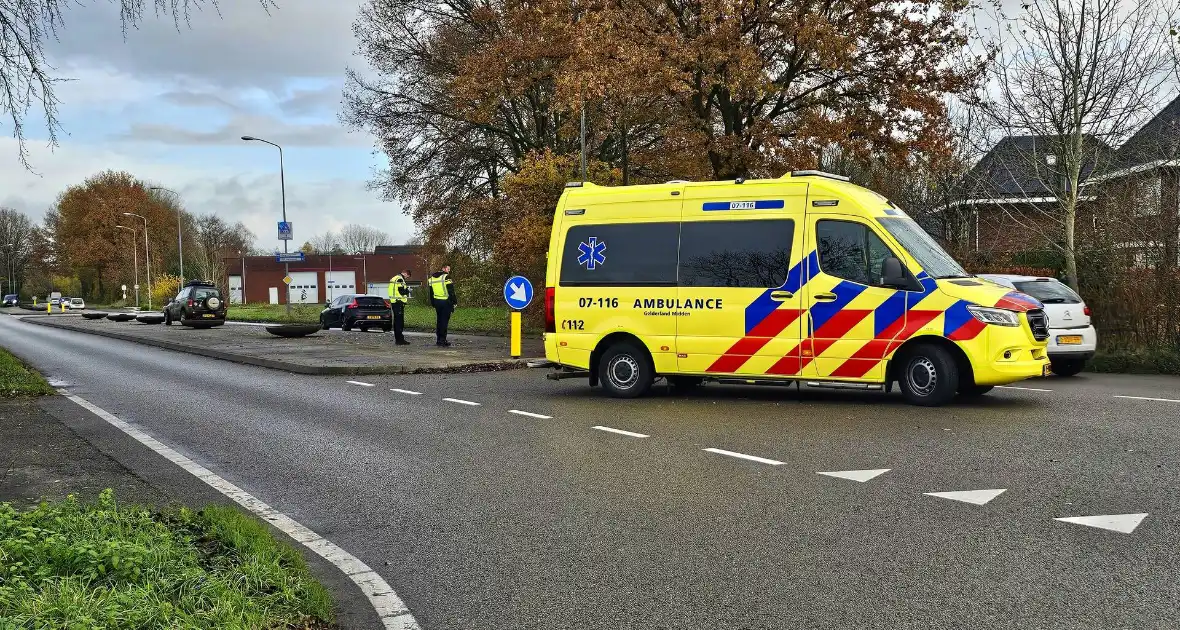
left=443, top=397, right=481, bottom=406
left=592, top=426, right=649, bottom=438
left=997, top=385, right=1053, bottom=392
left=58, top=390, right=419, bottom=629
left=703, top=448, right=784, bottom=466
left=347, top=380, right=376, bottom=387
left=1114, top=395, right=1180, bottom=403
left=509, top=410, right=552, bottom=419
left=390, top=388, right=422, bottom=396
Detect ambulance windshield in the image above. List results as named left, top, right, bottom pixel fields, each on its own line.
left=878, top=216, right=969, bottom=279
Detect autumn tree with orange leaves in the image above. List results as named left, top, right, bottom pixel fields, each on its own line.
left=344, top=0, right=986, bottom=299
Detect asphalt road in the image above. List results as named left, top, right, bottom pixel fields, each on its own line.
left=3, top=313, right=1178, bottom=629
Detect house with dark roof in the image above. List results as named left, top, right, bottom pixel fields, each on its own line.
left=955, top=96, right=1180, bottom=266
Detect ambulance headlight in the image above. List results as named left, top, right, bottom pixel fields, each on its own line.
left=966, top=305, right=1019, bottom=327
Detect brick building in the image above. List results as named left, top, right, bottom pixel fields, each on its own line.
left=223, top=246, right=427, bottom=305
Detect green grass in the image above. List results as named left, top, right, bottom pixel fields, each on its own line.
left=226, top=302, right=537, bottom=335
left=0, top=348, right=54, bottom=397
left=0, top=489, right=334, bottom=629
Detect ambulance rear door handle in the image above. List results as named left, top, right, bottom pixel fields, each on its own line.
left=814, top=292, right=838, bottom=302
left=770, top=291, right=794, bottom=301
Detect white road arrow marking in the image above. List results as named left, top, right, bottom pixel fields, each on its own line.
left=924, top=488, right=1007, bottom=505
left=817, top=469, right=890, bottom=483
left=1054, top=513, right=1149, bottom=534
left=510, top=282, right=527, bottom=302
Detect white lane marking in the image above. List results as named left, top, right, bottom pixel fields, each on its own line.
left=443, top=397, right=481, bottom=406
left=347, top=380, right=376, bottom=387
left=59, top=390, right=419, bottom=629
left=817, top=468, right=891, bottom=483
left=509, top=410, right=552, bottom=419
left=703, top=448, right=784, bottom=466
left=1054, top=513, right=1149, bottom=534
left=997, top=385, right=1053, bottom=392
left=592, top=426, right=649, bottom=438
left=925, top=488, right=1007, bottom=505
left=1114, top=395, right=1180, bottom=403
left=390, top=388, right=422, bottom=396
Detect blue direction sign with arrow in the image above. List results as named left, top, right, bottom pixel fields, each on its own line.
left=276, top=252, right=305, bottom=263
left=503, top=275, right=533, bottom=310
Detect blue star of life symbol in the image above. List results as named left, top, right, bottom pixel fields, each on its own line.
left=577, top=237, right=607, bottom=270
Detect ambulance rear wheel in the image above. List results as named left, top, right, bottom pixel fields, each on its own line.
left=599, top=342, right=654, bottom=399
left=898, top=344, right=958, bottom=407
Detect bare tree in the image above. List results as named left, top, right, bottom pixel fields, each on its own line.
left=308, top=231, right=344, bottom=254
left=0, top=208, right=37, bottom=294
left=337, top=224, right=389, bottom=254
left=191, top=214, right=256, bottom=290
left=979, top=0, right=1171, bottom=289
left=1, top=0, right=272, bottom=169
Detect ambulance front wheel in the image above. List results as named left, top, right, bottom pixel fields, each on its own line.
left=897, top=344, right=959, bottom=407
left=599, top=342, right=654, bottom=399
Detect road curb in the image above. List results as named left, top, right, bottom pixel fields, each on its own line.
left=23, top=317, right=530, bottom=376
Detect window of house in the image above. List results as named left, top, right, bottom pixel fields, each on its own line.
left=679, top=219, right=794, bottom=288
left=560, top=223, right=680, bottom=286
left=816, top=220, right=897, bottom=287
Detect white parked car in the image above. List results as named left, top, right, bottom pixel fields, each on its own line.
left=978, top=274, right=1096, bottom=376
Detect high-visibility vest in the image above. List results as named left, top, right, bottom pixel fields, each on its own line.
left=388, top=275, right=409, bottom=303
left=428, top=273, right=451, bottom=300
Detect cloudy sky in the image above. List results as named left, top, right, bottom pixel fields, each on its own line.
left=0, top=0, right=412, bottom=252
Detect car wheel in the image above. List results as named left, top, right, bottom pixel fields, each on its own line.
left=897, top=344, right=959, bottom=407
left=598, top=342, right=654, bottom=399
left=382, top=324, right=392, bottom=333
left=342, top=320, right=352, bottom=332
left=959, top=385, right=994, bottom=398
left=164, top=311, right=172, bottom=326
left=320, top=316, right=330, bottom=331
left=1051, top=358, right=1086, bottom=377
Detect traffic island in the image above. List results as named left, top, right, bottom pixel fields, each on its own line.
left=23, top=315, right=543, bottom=375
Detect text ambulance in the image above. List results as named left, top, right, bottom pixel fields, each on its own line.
left=542, top=171, right=1051, bottom=406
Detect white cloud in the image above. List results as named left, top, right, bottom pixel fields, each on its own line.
left=0, top=139, right=415, bottom=246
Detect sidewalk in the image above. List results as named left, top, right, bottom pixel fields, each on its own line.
left=20, top=313, right=544, bottom=375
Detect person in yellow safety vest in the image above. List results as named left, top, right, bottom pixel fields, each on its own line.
left=427, top=265, right=457, bottom=347
left=387, top=269, right=411, bottom=345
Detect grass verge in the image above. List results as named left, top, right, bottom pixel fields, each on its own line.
left=0, top=348, right=54, bottom=397
left=0, top=489, right=334, bottom=628
left=1087, top=348, right=1180, bottom=375
left=227, top=303, right=538, bottom=335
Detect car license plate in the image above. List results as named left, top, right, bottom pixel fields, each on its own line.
left=202, top=314, right=216, bottom=318
left=1042, top=363, right=1053, bottom=376
left=1057, top=335, right=1082, bottom=345
left=367, top=315, right=382, bottom=320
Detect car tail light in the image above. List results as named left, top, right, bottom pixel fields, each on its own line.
left=187, top=299, right=193, bottom=307
left=384, top=299, right=391, bottom=308
left=347, top=299, right=358, bottom=309
left=1084, top=306, right=1091, bottom=316
left=545, top=286, right=556, bottom=333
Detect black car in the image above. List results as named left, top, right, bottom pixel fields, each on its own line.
left=2, top=294, right=16, bottom=307
left=320, top=294, right=392, bottom=332
left=164, top=280, right=227, bottom=327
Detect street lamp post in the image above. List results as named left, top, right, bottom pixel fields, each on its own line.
left=115, top=226, right=139, bottom=308
left=150, top=187, right=184, bottom=282
left=123, top=213, right=152, bottom=309
left=241, top=135, right=290, bottom=316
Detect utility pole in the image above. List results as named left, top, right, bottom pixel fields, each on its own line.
left=116, top=226, right=139, bottom=307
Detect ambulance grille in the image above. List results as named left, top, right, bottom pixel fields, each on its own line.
left=1026, top=309, right=1049, bottom=341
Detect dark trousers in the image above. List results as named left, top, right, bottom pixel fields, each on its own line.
left=392, top=302, right=406, bottom=341
left=433, top=300, right=452, bottom=343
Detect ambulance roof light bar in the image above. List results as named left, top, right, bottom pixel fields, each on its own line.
left=789, top=170, right=851, bottom=182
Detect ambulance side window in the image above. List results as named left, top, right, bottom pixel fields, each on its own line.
left=679, top=219, right=794, bottom=288
left=816, top=220, right=897, bottom=287
left=560, top=222, right=680, bottom=286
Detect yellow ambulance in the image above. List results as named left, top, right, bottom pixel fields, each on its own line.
left=541, top=171, right=1052, bottom=406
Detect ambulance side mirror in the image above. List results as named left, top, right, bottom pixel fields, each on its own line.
left=881, top=257, right=912, bottom=290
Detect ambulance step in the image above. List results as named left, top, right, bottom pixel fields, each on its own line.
left=804, top=381, right=884, bottom=391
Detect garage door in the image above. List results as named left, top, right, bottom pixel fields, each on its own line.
left=288, top=271, right=319, bottom=304
left=325, top=271, right=357, bottom=302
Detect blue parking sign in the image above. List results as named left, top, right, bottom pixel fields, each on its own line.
left=277, top=221, right=293, bottom=241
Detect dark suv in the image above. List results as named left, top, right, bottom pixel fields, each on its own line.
left=320, top=294, right=392, bottom=332
left=164, top=280, right=227, bottom=327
